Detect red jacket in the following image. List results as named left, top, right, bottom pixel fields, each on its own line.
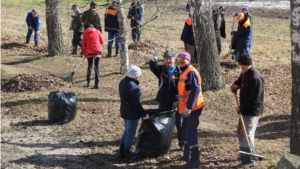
left=82, top=27, right=104, bottom=58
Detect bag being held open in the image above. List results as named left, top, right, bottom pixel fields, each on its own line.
left=48, top=91, right=78, bottom=125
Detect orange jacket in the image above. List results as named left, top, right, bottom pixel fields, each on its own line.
left=178, top=65, right=205, bottom=114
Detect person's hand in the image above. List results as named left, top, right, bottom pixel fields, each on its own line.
left=230, top=84, right=239, bottom=93
left=29, top=26, right=33, bottom=30
left=172, top=101, right=178, bottom=111
left=236, top=106, right=241, bottom=115
left=183, top=108, right=191, bottom=118
left=132, top=16, right=135, bottom=20
left=82, top=55, right=86, bottom=58
left=232, top=12, right=238, bottom=17
left=36, top=30, right=40, bottom=35
left=150, top=54, right=157, bottom=62
left=143, top=114, right=149, bottom=120
left=231, top=31, right=235, bottom=36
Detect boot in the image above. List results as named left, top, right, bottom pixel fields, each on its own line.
left=84, top=81, right=91, bottom=87
left=85, top=69, right=91, bottom=87
left=115, top=46, right=120, bottom=57
left=106, top=46, right=112, bottom=57
left=118, top=144, right=125, bottom=160
left=123, top=149, right=133, bottom=163
left=185, top=147, right=201, bottom=167
left=93, top=82, right=99, bottom=89
left=182, top=144, right=190, bottom=162
left=26, top=38, right=30, bottom=44
left=71, top=46, right=77, bottom=55
left=34, top=41, right=38, bottom=47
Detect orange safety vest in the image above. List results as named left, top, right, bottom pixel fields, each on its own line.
left=178, top=65, right=205, bottom=114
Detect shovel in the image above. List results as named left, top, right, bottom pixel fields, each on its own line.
left=64, top=57, right=86, bottom=83
left=233, top=93, right=264, bottom=161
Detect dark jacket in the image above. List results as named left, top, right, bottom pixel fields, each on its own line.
left=82, top=9, right=102, bottom=32
left=149, top=60, right=180, bottom=109
left=26, top=12, right=41, bottom=30
left=212, top=10, right=226, bottom=38
left=179, top=63, right=201, bottom=110
left=233, top=19, right=252, bottom=49
left=127, top=2, right=144, bottom=28
left=104, top=6, right=119, bottom=33
left=119, top=76, right=147, bottom=120
left=180, top=17, right=194, bottom=45
left=233, top=66, right=264, bottom=116
left=70, top=10, right=84, bottom=33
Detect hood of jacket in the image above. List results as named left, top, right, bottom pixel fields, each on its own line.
left=84, top=27, right=97, bottom=35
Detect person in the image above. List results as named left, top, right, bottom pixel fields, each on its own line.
left=231, top=13, right=252, bottom=61
left=127, top=0, right=144, bottom=42
left=176, top=50, right=205, bottom=167
left=212, top=6, right=226, bottom=55
left=230, top=54, right=264, bottom=168
left=82, top=1, right=102, bottom=32
left=82, top=24, right=104, bottom=89
left=25, top=9, right=41, bottom=47
left=118, top=65, right=149, bottom=162
left=70, top=4, right=84, bottom=55
left=180, top=16, right=196, bottom=62
left=233, top=6, right=253, bottom=25
left=149, top=50, right=184, bottom=149
left=104, top=1, right=120, bottom=57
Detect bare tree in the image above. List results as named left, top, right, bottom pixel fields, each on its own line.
left=45, top=0, right=65, bottom=56
left=290, top=0, right=300, bottom=155
left=115, top=0, right=129, bottom=74
left=189, top=0, right=225, bottom=91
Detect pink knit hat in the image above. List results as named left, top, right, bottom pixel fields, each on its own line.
left=178, top=50, right=191, bottom=61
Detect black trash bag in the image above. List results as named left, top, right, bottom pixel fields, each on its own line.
left=135, top=109, right=175, bottom=158
left=48, top=91, right=78, bottom=125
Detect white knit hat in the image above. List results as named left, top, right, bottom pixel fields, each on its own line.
left=126, top=65, right=141, bottom=78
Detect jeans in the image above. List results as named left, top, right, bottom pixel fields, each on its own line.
left=108, top=31, right=120, bottom=47
left=184, top=42, right=196, bottom=62
left=120, top=119, right=139, bottom=150
left=26, top=28, right=39, bottom=42
left=132, top=25, right=142, bottom=42
left=72, top=31, right=82, bottom=48
left=182, top=108, right=203, bottom=148
left=87, top=57, right=100, bottom=84
left=158, top=103, right=184, bottom=147
left=234, top=45, right=251, bottom=61
left=237, top=115, right=259, bottom=163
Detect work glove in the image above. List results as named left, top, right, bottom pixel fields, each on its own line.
left=172, top=101, right=178, bottom=111
left=183, top=108, right=191, bottom=118
left=36, top=30, right=40, bottom=35
left=29, top=26, right=33, bottom=30
left=150, top=54, right=157, bottom=62
left=132, top=16, right=135, bottom=20
left=230, top=31, right=235, bottom=36
left=236, top=106, right=241, bottom=115
left=232, top=11, right=238, bottom=17
left=142, top=114, right=149, bottom=120
left=230, top=84, right=239, bottom=93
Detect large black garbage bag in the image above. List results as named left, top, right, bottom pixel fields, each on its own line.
left=135, top=109, right=175, bottom=158
left=48, top=91, right=78, bottom=125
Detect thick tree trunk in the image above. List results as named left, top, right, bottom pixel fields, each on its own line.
left=290, top=0, right=300, bottom=156
left=116, top=0, right=129, bottom=74
left=45, top=0, right=65, bottom=56
left=190, top=0, right=225, bottom=92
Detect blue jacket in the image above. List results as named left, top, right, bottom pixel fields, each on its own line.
left=26, top=12, right=41, bottom=31
left=180, top=17, right=194, bottom=45
left=233, top=20, right=252, bottom=49
left=119, top=76, right=147, bottom=120
left=149, top=60, right=180, bottom=109
left=180, top=63, right=201, bottom=110
left=104, top=6, right=119, bottom=33
left=127, top=2, right=144, bottom=28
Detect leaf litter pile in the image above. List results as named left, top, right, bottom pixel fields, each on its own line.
left=1, top=74, right=72, bottom=92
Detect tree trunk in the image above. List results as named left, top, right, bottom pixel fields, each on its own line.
left=190, top=0, right=225, bottom=92
left=45, top=0, right=65, bottom=56
left=290, top=0, right=300, bottom=156
left=116, top=0, right=129, bottom=74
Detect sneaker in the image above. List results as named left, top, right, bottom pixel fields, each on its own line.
left=237, top=161, right=256, bottom=168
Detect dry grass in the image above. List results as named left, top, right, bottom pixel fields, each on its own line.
left=1, top=1, right=291, bottom=169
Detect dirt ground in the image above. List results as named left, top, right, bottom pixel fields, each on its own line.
left=1, top=1, right=291, bottom=169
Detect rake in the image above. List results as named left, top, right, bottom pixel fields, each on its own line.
left=64, top=57, right=86, bottom=83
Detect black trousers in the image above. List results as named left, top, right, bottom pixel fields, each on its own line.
left=87, top=58, right=100, bottom=84
left=72, top=31, right=82, bottom=48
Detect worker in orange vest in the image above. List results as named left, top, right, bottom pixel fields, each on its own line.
left=176, top=50, right=205, bottom=167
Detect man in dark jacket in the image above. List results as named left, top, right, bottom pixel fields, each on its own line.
left=231, top=13, right=252, bottom=61
left=104, top=1, right=120, bottom=57
left=127, top=0, right=144, bottom=42
left=25, top=9, right=41, bottom=47
left=70, top=4, right=84, bottom=55
left=230, top=54, right=264, bottom=168
left=149, top=50, right=183, bottom=149
left=180, top=16, right=196, bottom=62
left=82, top=1, right=102, bottom=32
left=212, top=6, right=226, bottom=55
left=118, top=65, right=149, bottom=162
